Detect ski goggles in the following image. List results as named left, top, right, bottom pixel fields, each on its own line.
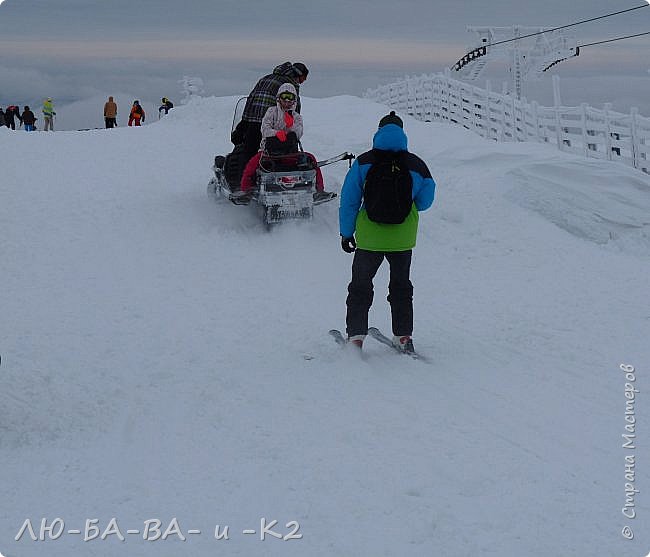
left=278, top=92, right=296, bottom=101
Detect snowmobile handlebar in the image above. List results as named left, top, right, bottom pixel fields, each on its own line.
left=316, top=152, right=356, bottom=168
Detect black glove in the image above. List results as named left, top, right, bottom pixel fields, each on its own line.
left=341, top=236, right=356, bottom=253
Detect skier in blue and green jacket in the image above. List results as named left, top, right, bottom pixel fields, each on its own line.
left=339, top=111, right=435, bottom=353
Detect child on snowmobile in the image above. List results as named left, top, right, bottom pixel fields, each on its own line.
left=235, top=83, right=332, bottom=202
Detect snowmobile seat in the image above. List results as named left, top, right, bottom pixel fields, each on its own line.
left=256, top=153, right=317, bottom=193
left=258, top=152, right=315, bottom=173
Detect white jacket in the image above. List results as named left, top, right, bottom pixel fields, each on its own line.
left=259, top=83, right=303, bottom=150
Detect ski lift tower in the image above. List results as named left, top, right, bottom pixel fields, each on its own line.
left=452, top=26, right=579, bottom=99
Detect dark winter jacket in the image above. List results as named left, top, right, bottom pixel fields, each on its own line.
left=130, top=104, right=145, bottom=121
left=339, top=124, right=435, bottom=252
left=241, top=62, right=302, bottom=123
left=4, top=105, right=21, bottom=125
left=21, top=109, right=36, bottom=126
left=158, top=100, right=173, bottom=114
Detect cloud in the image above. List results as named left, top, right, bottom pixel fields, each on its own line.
left=1, top=0, right=648, bottom=120
left=0, top=35, right=459, bottom=111
left=0, top=37, right=460, bottom=66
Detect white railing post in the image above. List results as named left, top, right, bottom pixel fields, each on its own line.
left=441, top=74, right=448, bottom=123
left=430, top=76, right=437, bottom=121
left=443, top=69, right=452, bottom=123
left=630, top=107, right=639, bottom=170
left=553, top=76, right=563, bottom=152
left=511, top=95, right=518, bottom=141
left=473, top=85, right=482, bottom=137
left=580, top=103, right=589, bottom=159
left=604, top=103, right=613, bottom=161
left=447, top=75, right=453, bottom=123
left=453, top=78, right=460, bottom=124
left=408, top=76, right=416, bottom=117
left=531, top=100, right=540, bottom=142
left=485, top=80, right=492, bottom=140
left=500, top=93, right=508, bottom=142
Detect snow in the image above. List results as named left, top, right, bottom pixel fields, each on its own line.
left=1, top=94, right=649, bottom=556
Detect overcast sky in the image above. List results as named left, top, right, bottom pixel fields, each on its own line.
left=0, top=0, right=648, bottom=120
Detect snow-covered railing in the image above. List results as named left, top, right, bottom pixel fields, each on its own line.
left=364, top=71, right=650, bottom=174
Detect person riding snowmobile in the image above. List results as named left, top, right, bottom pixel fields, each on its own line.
left=234, top=83, right=332, bottom=203
left=235, top=62, right=308, bottom=168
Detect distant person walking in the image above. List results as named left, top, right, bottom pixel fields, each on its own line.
left=128, top=100, right=145, bottom=127
left=0, top=108, right=6, bottom=128
left=42, top=98, right=56, bottom=131
left=158, top=97, right=174, bottom=116
left=104, top=96, right=118, bottom=128
left=21, top=106, right=36, bottom=131
left=4, top=105, right=22, bottom=129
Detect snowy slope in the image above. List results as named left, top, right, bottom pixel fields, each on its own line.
left=1, top=95, right=649, bottom=557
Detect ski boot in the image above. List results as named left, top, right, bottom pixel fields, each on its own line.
left=347, top=334, right=365, bottom=349
left=392, top=335, right=415, bottom=355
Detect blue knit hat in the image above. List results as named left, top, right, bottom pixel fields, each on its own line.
left=378, top=110, right=403, bottom=128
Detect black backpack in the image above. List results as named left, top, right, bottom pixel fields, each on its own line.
left=363, top=151, right=413, bottom=224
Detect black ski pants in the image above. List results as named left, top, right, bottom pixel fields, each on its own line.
left=243, top=122, right=262, bottom=162
left=226, top=120, right=262, bottom=186
left=346, top=249, right=413, bottom=338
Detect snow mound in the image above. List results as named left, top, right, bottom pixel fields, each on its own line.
left=505, top=160, right=650, bottom=255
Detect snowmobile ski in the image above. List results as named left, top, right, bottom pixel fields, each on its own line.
left=367, top=327, right=428, bottom=361
left=229, top=191, right=252, bottom=205
left=313, top=191, right=338, bottom=206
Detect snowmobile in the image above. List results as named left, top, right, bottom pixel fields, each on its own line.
left=207, top=97, right=355, bottom=227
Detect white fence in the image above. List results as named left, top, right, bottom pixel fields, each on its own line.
left=364, top=71, right=650, bottom=174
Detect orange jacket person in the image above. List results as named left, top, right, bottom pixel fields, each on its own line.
left=128, top=100, right=145, bottom=127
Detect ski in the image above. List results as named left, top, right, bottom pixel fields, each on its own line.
left=367, top=327, right=428, bottom=361
left=313, top=191, right=337, bottom=206
left=329, top=329, right=346, bottom=346
left=229, top=191, right=252, bottom=205
left=316, top=152, right=355, bottom=168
